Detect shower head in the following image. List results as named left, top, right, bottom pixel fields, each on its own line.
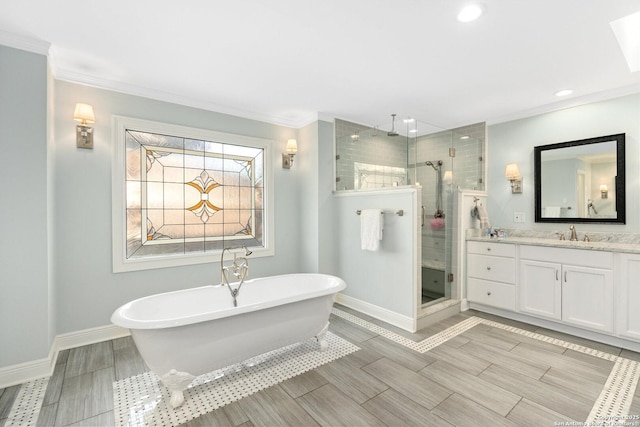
left=387, top=114, right=399, bottom=137
left=425, top=160, right=443, bottom=171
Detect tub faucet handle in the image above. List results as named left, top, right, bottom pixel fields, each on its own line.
left=556, top=232, right=565, bottom=241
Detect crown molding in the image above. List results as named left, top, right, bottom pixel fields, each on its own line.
left=0, top=26, right=318, bottom=130
left=54, top=65, right=316, bottom=129
left=0, top=30, right=50, bottom=55
left=486, top=83, right=640, bottom=126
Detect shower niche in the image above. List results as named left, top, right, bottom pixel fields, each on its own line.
left=335, top=118, right=485, bottom=309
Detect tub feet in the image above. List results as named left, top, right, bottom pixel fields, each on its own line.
left=161, top=369, right=195, bottom=408
left=316, top=322, right=330, bottom=352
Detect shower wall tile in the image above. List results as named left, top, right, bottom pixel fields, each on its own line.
left=335, top=119, right=408, bottom=191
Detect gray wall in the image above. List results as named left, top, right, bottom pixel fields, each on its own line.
left=0, top=43, right=332, bottom=369
left=52, top=80, right=306, bottom=335
left=334, top=188, right=420, bottom=320
left=487, top=93, right=640, bottom=232
left=0, top=46, right=52, bottom=366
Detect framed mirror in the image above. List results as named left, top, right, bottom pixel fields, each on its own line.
left=534, top=133, right=625, bottom=224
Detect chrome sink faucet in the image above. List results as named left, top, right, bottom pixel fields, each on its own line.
left=569, top=225, right=578, bottom=241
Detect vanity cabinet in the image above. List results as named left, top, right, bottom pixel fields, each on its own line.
left=466, top=238, right=640, bottom=349
left=466, top=241, right=516, bottom=310
left=518, top=259, right=561, bottom=320
left=617, top=253, right=640, bottom=341
left=518, top=245, right=614, bottom=334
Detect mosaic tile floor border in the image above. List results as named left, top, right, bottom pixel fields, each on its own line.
left=332, top=307, right=640, bottom=422
left=112, top=332, right=359, bottom=427
left=3, top=377, right=49, bottom=427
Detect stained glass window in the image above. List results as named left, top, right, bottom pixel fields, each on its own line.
left=113, top=117, right=272, bottom=272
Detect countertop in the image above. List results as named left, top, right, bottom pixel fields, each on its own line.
left=466, top=235, right=640, bottom=254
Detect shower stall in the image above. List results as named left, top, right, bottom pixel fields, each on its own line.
left=335, top=118, right=485, bottom=311
left=410, top=123, right=485, bottom=308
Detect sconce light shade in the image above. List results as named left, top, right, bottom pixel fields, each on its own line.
left=505, top=163, right=523, bottom=193
left=286, top=139, right=298, bottom=153
left=443, top=170, right=453, bottom=184
left=600, top=184, right=608, bottom=199
left=505, top=163, right=521, bottom=179
left=74, top=103, right=95, bottom=149
left=283, top=139, right=298, bottom=169
left=73, top=103, right=95, bottom=124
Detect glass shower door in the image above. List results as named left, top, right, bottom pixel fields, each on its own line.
left=414, top=126, right=452, bottom=306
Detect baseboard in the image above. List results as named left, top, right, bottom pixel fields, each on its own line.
left=0, top=354, right=54, bottom=390
left=417, top=300, right=461, bottom=330
left=0, top=324, right=130, bottom=388
left=335, top=294, right=416, bottom=332
left=55, top=323, right=130, bottom=351
left=469, top=302, right=640, bottom=353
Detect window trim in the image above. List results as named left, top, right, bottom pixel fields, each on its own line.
left=112, top=115, right=274, bottom=273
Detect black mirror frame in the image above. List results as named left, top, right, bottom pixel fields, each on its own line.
left=534, top=133, right=625, bottom=224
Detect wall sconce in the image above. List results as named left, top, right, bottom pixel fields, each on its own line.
left=282, top=139, right=297, bottom=169
left=600, top=184, right=608, bottom=199
left=73, top=103, right=95, bottom=149
left=505, top=163, right=523, bottom=193
left=443, top=170, right=453, bottom=187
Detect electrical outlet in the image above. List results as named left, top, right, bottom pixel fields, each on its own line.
left=513, top=212, right=525, bottom=223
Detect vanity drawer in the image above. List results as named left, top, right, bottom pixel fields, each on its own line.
left=467, top=253, right=516, bottom=284
left=467, top=241, right=515, bottom=258
left=468, top=278, right=516, bottom=311
left=520, top=245, right=613, bottom=269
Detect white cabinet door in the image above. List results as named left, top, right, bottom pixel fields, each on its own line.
left=561, top=265, right=613, bottom=333
left=518, top=259, right=561, bottom=320
left=617, top=254, right=640, bottom=341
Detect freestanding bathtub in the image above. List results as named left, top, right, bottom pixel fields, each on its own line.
left=111, top=273, right=346, bottom=408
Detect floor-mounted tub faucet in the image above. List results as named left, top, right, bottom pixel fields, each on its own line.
left=569, top=225, right=578, bottom=241
left=220, top=245, right=252, bottom=307
left=220, top=245, right=252, bottom=285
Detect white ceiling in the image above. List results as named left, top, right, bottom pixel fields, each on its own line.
left=1, top=0, right=640, bottom=131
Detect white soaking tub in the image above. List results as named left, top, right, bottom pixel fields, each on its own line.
left=111, top=273, right=346, bottom=407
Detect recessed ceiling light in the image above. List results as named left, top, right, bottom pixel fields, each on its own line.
left=460, top=135, right=470, bottom=140
left=457, top=4, right=484, bottom=23
left=610, top=11, right=640, bottom=72
left=409, top=129, right=418, bottom=133
left=555, top=89, right=573, bottom=97
left=403, top=118, right=415, bottom=123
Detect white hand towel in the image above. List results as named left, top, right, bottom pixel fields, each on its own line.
left=545, top=206, right=561, bottom=217
left=360, top=209, right=383, bottom=251
left=475, top=203, right=491, bottom=229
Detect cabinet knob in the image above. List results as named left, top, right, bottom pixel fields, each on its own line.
left=486, top=247, right=491, bottom=251
left=486, top=266, right=491, bottom=270
left=487, top=291, right=492, bottom=296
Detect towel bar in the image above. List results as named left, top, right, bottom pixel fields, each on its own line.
left=356, top=209, right=404, bottom=216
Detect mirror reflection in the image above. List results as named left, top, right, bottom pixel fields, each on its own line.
left=534, top=133, right=625, bottom=224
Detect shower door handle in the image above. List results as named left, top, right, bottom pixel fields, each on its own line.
left=421, top=206, right=425, bottom=227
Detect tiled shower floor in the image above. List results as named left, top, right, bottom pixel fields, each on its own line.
left=1, top=306, right=640, bottom=426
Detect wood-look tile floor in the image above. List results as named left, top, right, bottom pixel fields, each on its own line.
left=1, top=307, right=639, bottom=426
